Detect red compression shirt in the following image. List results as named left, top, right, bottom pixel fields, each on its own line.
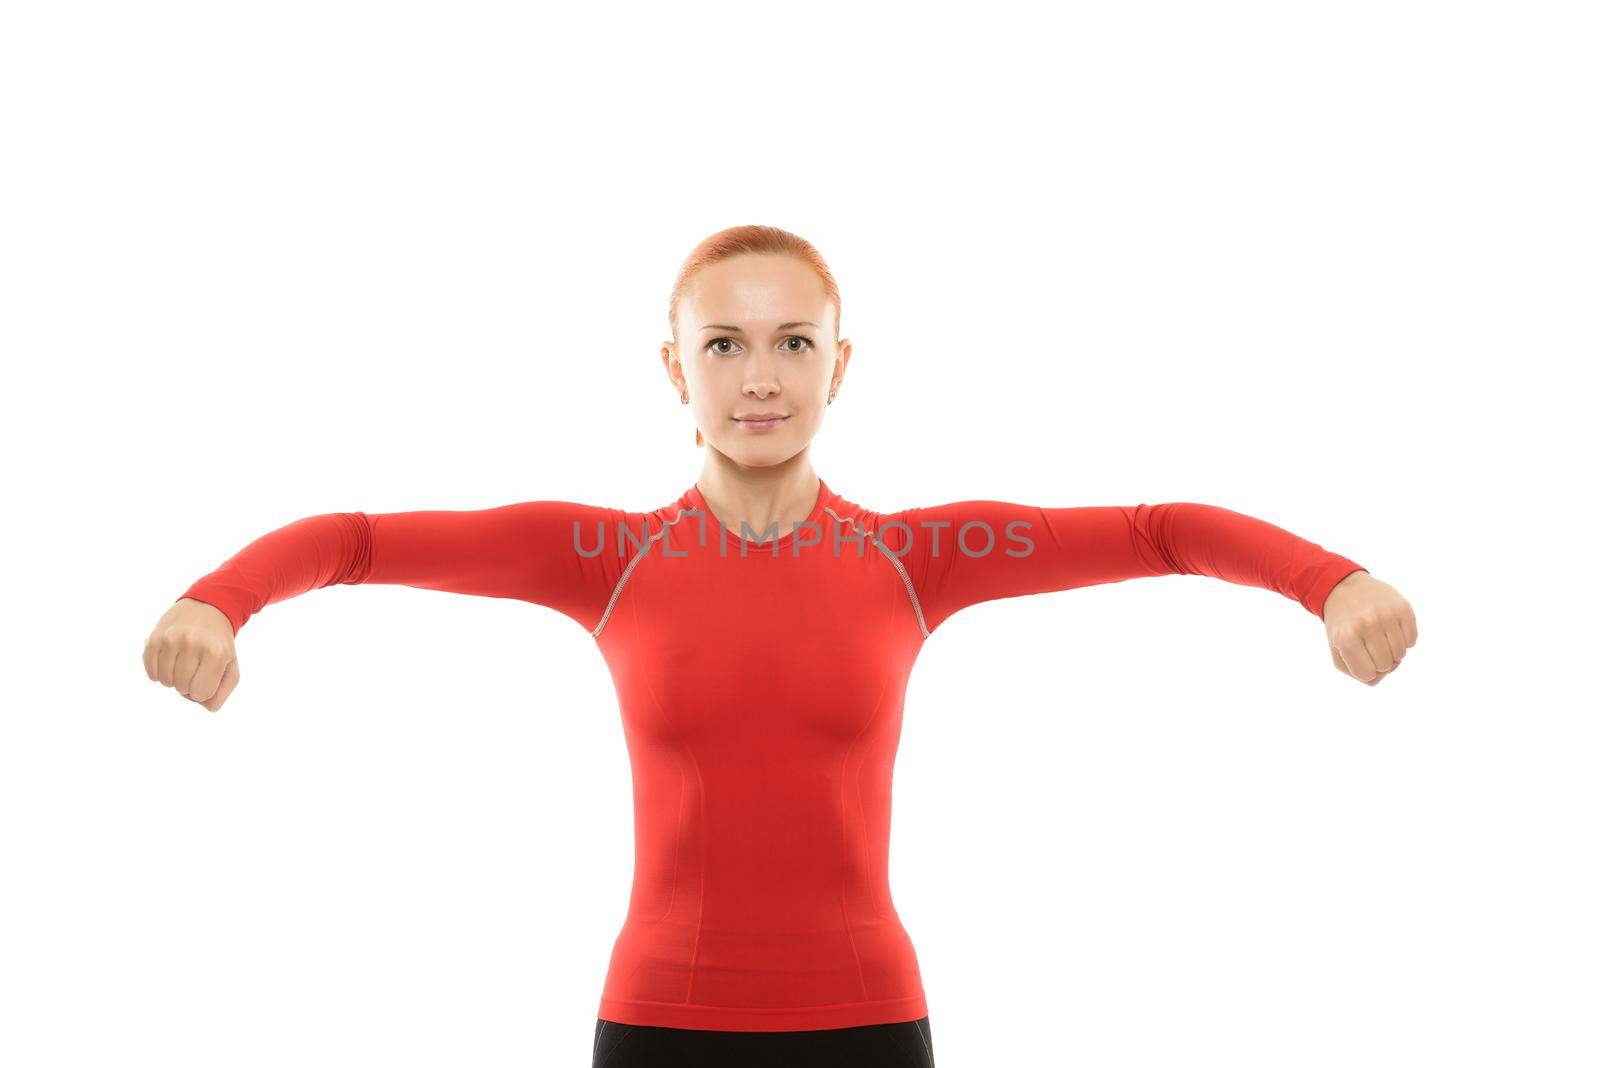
left=177, top=478, right=1364, bottom=1032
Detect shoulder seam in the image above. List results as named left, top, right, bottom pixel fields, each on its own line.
left=825, top=506, right=930, bottom=640
left=590, top=505, right=692, bottom=638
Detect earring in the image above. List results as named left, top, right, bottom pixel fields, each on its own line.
left=828, top=389, right=837, bottom=405
left=682, top=391, right=702, bottom=445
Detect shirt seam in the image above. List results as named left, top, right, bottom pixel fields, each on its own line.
left=591, top=506, right=691, bottom=638
left=825, top=506, right=931, bottom=639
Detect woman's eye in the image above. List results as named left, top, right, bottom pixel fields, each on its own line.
left=783, top=336, right=814, bottom=353
left=708, top=338, right=738, bottom=355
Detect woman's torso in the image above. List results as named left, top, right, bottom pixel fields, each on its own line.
left=589, top=478, right=933, bottom=1032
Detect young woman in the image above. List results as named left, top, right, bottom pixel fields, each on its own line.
left=144, top=225, right=1416, bottom=1067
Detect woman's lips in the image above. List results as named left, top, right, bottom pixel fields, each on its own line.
left=734, top=415, right=789, bottom=430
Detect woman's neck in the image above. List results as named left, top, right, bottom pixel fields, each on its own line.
left=694, top=453, right=821, bottom=544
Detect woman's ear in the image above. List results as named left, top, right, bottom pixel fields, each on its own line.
left=660, top=342, right=684, bottom=393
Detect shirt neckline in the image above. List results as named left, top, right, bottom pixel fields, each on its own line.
left=684, top=477, right=833, bottom=551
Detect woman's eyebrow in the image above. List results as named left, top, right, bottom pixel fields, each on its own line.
left=700, top=321, right=817, bottom=332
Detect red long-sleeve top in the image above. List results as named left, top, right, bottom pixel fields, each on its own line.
left=177, top=478, right=1364, bottom=1032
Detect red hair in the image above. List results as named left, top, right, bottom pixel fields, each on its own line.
left=668, top=225, right=842, bottom=341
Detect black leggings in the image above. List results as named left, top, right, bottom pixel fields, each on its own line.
left=592, top=1015, right=936, bottom=1067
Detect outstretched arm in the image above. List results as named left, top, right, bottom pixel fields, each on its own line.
left=149, top=501, right=636, bottom=711
left=879, top=499, right=1366, bottom=634
left=176, top=501, right=632, bottom=636
left=878, top=497, right=1414, bottom=683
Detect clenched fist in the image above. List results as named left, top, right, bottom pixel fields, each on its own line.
left=143, top=598, right=240, bottom=711
left=1322, top=570, right=1418, bottom=686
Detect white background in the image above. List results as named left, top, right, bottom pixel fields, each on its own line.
left=3, top=2, right=1595, bottom=1065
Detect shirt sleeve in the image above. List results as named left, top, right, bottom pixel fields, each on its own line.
left=175, top=501, right=635, bottom=637
left=874, top=500, right=1365, bottom=636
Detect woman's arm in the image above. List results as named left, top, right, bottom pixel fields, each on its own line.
left=876, top=500, right=1366, bottom=636
left=149, top=500, right=632, bottom=713
left=176, top=501, right=634, bottom=637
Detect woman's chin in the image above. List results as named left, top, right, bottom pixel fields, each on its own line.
left=711, top=438, right=807, bottom=467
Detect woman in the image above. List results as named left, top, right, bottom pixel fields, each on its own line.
left=144, top=225, right=1416, bottom=1067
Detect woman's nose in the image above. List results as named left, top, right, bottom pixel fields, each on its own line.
left=743, top=365, right=780, bottom=397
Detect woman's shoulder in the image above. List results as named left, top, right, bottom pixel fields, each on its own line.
left=592, top=485, right=703, bottom=539
left=822, top=485, right=939, bottom=555
left=821, top=485, right=885, bottom=535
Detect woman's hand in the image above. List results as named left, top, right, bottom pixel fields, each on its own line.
left=143, top=598, right=240, bottom=711
left=1322, top=570, right=1417, bottom=685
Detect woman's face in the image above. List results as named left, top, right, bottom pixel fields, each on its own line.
left=664, top=253, right=849, bottom=468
